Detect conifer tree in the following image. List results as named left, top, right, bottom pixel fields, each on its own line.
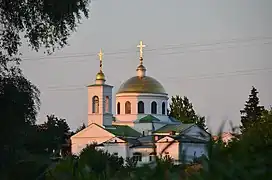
left=169, top=95, right=207, bottom=130
left=240, top=86, right=265, bottom=132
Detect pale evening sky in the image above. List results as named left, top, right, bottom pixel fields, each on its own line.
left=20, top=0, right=272, bottom=133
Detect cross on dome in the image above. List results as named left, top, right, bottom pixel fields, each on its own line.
left=137, top=40, right=146, bottom=65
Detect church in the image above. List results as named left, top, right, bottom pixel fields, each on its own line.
left=71, top=41, right=210, bottom=165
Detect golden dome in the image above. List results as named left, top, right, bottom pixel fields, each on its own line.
left=117, top=76, right=167, bottom=94
left=96, top=71, right=105, bottom=80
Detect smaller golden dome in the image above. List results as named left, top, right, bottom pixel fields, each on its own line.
left=96, top=71, right=105, bottom=81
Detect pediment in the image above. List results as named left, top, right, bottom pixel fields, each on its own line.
left=71, top=123, right=114, bottom=139
left=183, top=125, right=210, bottom=139
left=156, top=136, right=175, bottom=143
left=104, top=137, right=126, bottom=143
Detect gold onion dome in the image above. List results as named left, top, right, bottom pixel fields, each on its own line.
left=96, top=70, right=105, bottom=81
left=117, top=76, right=167, bottom=95
left=117, top=40, right=167, bottom=95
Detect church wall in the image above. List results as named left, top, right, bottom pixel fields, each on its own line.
left=133, top=123, right=153, bottom=134
left=130, top=147, right=154, bottom=165
left=103, top=143, right=129, bottom=159
left=71, top=124, right=115, bottom=155
left=71, top=136, right=113, bottom=155
left=103, top=86, right=113, bottom=114
left=115, top=93, right=168, bottom=122
left=156, top=141, right=180, bottom=161
left=88, top=87, right=103, bottom=125
left=180, top=143, right=207, bottom=162
left=87, top=85, right=113, bottom=126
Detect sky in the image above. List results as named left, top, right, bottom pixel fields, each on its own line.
left=20, top=0, right=272, bottom=133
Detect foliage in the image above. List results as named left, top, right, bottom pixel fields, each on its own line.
left=46, top=144, right=125, bottom=180
left=27, top=115, right=71, bottom=156
left=74, top=123, right=87, bottom=134
left=240, top=86, right=265, bottom=133
left=189, top=110, right=272, bottom=180
left=169, top=95, right=207, bottom=130
left=0, top=0, right=91, bottom=179
left=0, top=0, right=90, bottom=57
left=0, top=65, right=40, bottom=175
left=44, top=109, right=272, bottom=180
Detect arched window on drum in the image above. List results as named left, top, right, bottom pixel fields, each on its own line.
left=125, top=101, right=131, bottom=114
left=151, top=101, right=157, bottom=114
left=138, top=101, right=145, bottom=114
left=162, top=102, right=166, bottom=115
left=117, top=102, right=121, bottom=114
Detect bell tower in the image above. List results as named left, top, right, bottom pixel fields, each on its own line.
left=87, top=49, right=113, bottom=127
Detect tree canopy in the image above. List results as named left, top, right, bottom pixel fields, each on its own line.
left=0, top=0, right=91, bottom=178
left=240, top=86, right=265, bottom=132
left=169, top=95, right=207, bottom=130
left=0, top=0, right=90, bottom=57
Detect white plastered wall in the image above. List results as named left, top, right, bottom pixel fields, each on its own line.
left=115, top=93, right=169, bottom=123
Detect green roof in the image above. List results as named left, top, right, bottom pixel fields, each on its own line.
left=105, top=125, right=141, bottom=137
left=138, top=115, right=160, bottom=123
left=154, top=123, right=194, bottom=133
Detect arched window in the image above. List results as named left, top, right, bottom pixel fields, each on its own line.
left=138, top=101, right=144, bottom=114
left=133, top=152, right=142, bottom=162
left=92, top=96, right=99, bottom=113
left=164, top=152, right=170, bottom=160
left=125, top=101, right=131, bottom=114
left=151, top=101, right=157, bottom=114
left=105, top=96, right=109, bottom=113
left=117, top=102, right=120, bottom=114
left=149, top=152, right=156, bottom=162
left=162, top=102, right=166, bottom=115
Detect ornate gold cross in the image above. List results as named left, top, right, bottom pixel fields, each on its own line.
left=137, top=40, right=146, bottom=64
left=98, top=49, right=103, bottom=71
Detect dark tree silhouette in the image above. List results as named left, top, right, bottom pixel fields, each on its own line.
left=240, top=86, right=265, bottom=133
left=0, top=0, right=90, bottom=57
left=169, top=95, right=207, bottom=130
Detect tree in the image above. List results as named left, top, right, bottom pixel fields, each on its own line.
left=194, top=108, right=272, bottom=180
left=75, top=123, right=86, bottom=133
left=169, top=95, right=207, bottom=130
left=0, top=1, right=91, bottom=178
left=0, top=66, right=40, bottom=172
left=240, top=86, right=265, bottom=133
left=0, top=0, right=90, bottom=57
left=37, top=115, right=70, bottom=155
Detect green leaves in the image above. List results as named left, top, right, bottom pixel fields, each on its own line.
left=0, top=0, right=91, bottom=56
left=169, top=95, right=207, bottom=130
left=240, top=86, right=265, bottom=132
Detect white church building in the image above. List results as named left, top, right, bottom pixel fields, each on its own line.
left=71, top=41, right=210, bottom=165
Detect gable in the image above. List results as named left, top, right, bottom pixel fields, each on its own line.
left=71, top=123, right=115, bottom=139
left=156, top=136, right=175, bottom=143
left=104, top=137, right=126, bottom=143
left=137, top=115, right=160, bottom=123
left=183, top=125, right=210, bottom=139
